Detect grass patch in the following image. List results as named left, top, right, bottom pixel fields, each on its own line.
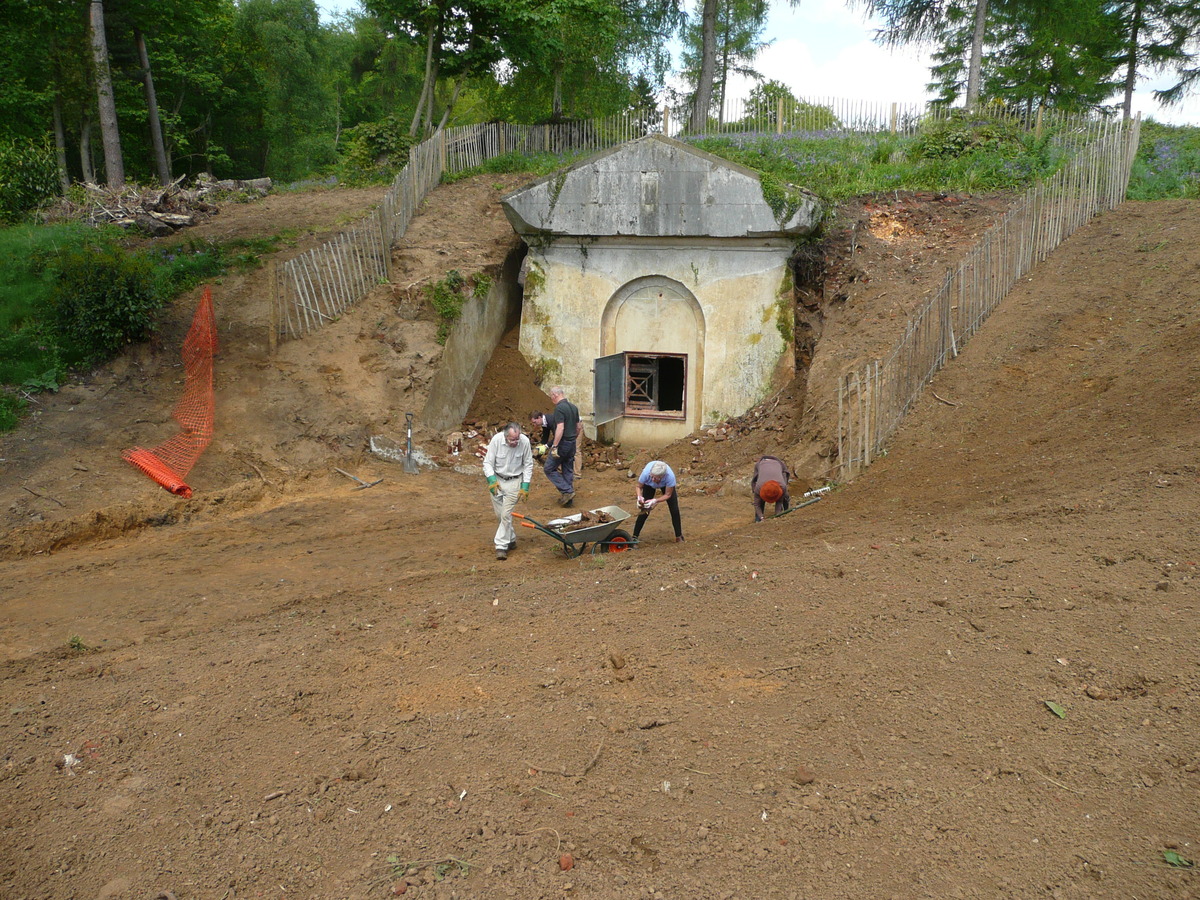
left=0, top=222, right=292, bottom=432
left=1127, top=120, right=1200, bottom=201
left=686, top=119, right=1067, bottom=207
left=441, top=150, right=592, bottom=185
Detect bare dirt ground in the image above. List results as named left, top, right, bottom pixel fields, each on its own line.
left=1, top=172, right=1197, bottom=900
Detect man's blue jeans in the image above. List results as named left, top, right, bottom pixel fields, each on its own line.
left=544, top=439, right=576, bottom=494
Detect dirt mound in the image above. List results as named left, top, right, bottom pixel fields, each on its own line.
left=1, top=184, right=1197, bottom=900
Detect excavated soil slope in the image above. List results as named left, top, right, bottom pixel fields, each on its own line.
left=0, top=182, right=1197, bottom=900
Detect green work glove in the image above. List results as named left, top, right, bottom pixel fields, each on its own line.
left=487, top=475, right=499, bottom=496
left=518, top=482, right=530, bottom=502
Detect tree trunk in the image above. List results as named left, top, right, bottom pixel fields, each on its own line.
left=136, top=30, right=172, bottom=185
left=437, top=75, right=465, bottom=131
left=89, top=0, right=124, bottom=187
left=964, top=0, right=988, bottom=110
left=424, top=55, right=439, bottom=131
left=690, top=0, right=718, bottom=132
left=410, top=26, right=437, bottom=136
left=52, top=97, right=71, bottom=194
left=717, top=13, right=730, bottom=125
left=80, top=117, right=95, bottom=184
left=1121, top=0, right=1144, bottom=119
left=553, top=68, right=563, bottom=119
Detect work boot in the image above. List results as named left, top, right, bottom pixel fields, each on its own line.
left=507, top=541, right=517, bottom=551
left=496, top=548, right=508, bottom=560
left=559, top=492, right=575, bottom=507
left=675, top=535, right=685, bottom=543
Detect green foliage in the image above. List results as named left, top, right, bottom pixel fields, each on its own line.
left=678, top=0, right=769, bottom=123
left=0, top=221, right=293, bottom=433
left=1127, top=121, right=1200, bottom=201
left=428, top=269, right=467, bottom=344
left=472, top=273, right=493, bottom=299
left=688, top=114, right=1066, bottom=205
left=0, top=391, right=26, bottom=431
left=0, top=320, right=62, bottom=391
left=146, top=235, right=283, bottom=296
left=441, top=150, right=589, bottom=185
left=911, top=111, right=1027, bottom=160
left=1163, top=850, right=1195, bottom=869
left=0, top=137, right=59, bottom=223
left=49, top=245, right=160, bottom=365
left=739, top=82, right=841, bottom=133
left=339, top=116, right=417, bottom=185
left=67, top=634, right=90, bottom=652
left=0, top=223, right=110, bottom=398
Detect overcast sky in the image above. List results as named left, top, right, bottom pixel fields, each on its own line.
left=319, top=0, right=1200, bottom=126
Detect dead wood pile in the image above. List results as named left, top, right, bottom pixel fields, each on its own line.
left=42, top=174, right=272, bottom=236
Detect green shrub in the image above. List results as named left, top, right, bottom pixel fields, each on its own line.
left=1127, top=121, right=1200, bottom=200
left=0, top=137, right=59, bottom=224
left=49, top=245, right=160, bottom=364
left=339, top=117, right=417, bottom=185
left=428, top=269, right=466, bottom=344
left=912, top=111, right=1026, bottom=161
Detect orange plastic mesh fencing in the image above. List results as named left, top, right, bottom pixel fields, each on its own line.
left=122, top=287, right=219, bottom=499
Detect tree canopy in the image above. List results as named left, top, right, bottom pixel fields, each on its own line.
left=0, top=0, right=1195, bottom=198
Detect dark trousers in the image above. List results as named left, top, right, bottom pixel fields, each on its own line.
left=632, top=486, right=682, bottom=539
left=544, top=438, right=576, bottom=494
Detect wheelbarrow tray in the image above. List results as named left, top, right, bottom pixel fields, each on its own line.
left=546, top=505, right=631, bottom=544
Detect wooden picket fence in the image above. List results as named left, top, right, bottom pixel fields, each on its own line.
left=271, top=111, right=659, bottom=342
left=836, top=114, right=1142, bottom=480
left=270, top=100, right=1139, bottom=359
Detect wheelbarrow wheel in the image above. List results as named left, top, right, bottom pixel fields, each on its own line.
left=600, top=529, right=633, bottom=553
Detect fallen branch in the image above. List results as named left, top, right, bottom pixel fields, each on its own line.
left=22, top=486, right=65, bottom=507
left=932, top=391, right=959, bottom=407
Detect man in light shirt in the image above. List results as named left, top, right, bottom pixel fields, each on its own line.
left=482, top=423, right=534, bottom=560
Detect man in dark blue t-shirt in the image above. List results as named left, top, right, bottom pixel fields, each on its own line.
left=545, top=385, right=580, bottom=506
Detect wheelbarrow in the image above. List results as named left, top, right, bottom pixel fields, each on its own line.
left=513, top=505, right=637, bottom=558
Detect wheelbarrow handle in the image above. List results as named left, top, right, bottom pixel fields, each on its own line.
left=520, top=521, right=536, bottom=528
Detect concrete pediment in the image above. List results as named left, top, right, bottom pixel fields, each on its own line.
left=501, top=134, right=820, bottom=239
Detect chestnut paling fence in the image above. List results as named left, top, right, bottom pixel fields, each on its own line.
left=835, top=114, right=1142, bottom=480
left=271, top=111, right=660, bottom=342
left=271, top=99, right=1124, bottom=344
left=270, top=102, right=1142, bottom=482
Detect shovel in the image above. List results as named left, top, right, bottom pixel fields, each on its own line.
left=334, top=468, right=383, bottom=490
left=402, top=412, right=420, bottom=475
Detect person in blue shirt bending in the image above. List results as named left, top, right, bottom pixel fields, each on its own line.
left=632, top=460, right=684, bottom=544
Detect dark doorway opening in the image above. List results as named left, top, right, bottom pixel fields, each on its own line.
left=625, top=353, right=686, bottom=418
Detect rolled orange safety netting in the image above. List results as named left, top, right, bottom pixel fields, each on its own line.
left=122, top=287, right=219, bottom=499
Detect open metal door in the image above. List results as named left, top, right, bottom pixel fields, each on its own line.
left=593, top=353, right=626, bottom=426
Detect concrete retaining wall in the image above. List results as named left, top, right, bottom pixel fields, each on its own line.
left=421, top=248, right=524, bottom=433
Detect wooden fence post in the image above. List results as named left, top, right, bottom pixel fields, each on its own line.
left=890, top=102, right=897, bottom=134
left=267, top=259, right=278, bottom=351
left=663, top=106, right=670, bottom=136
left=776, top=96, right=784, bottom=135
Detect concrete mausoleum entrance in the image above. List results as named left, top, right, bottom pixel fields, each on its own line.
left=501, top=134, right=822, bottom=449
